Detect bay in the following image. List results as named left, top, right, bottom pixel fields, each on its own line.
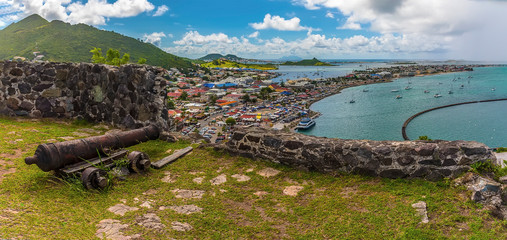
left=302, top=66, right=507, bottom=148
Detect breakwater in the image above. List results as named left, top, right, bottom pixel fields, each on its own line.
left=216, top=127, right=496, bottom=181
left=402, top=98, right=507, bottom=141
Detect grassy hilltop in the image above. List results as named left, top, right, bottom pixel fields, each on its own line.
left=0, top=14, right=192, bottom=69
left=0, top=116, right=505, bottom=239
left=201, top=59, right=278, bottom=70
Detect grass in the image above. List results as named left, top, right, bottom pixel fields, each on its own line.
left=0, top=116, right=506, bottom=239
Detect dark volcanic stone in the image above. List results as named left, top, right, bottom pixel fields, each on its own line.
left=263, top=136, right=282, bottom=148
left=33, top=84, right=53, bottom=92
left=283, top=140, right=303, bottom=150
left=415, top=144, right=435, bottom=156
left=418, top=159, right=442, bottom=166
left=9, top=68, right=23, bottom=76
left=246, top=135, right=260, bottom=143
left=35, top=97, right=52, bottom=112
left=442, top=159, right=457, bottom=166
left=19, top=101, right=34, bottom=111
left=18, top=82, right=31, bottom=94
left=397, top=156, right=414, bottom=166
left=6, top=98, right=20, bottom=110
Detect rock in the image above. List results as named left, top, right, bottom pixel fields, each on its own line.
left=171, top=221, right=193, bottom=232
left=283, top=186, right=304, bottom=196
left=411, top=201, right=429, bottom=223
left=171, top=189, right=205, bottom=199
left=159, top=131, right=178, bottom=142
left=107, top=204, right=139, bottom=216
left=111, top=166, right=130, bottom=180
left=257, top=167, right=281, bottom=177
left=140, top=201, right=153, bottom=209
left=96, top=219, right=135, bottom=240
left=210, top=174, right=227, bottom=185
left=499, top=176, right=507, bottom=184
left=137, top=213, right=166, bottom=231
left=169, top=205, right=203, bottom=215
left=193, top=177, right=204, bottom=184
left=231, top=174, right=251, bottom=182
left=161, top=172, right=176, bottom=183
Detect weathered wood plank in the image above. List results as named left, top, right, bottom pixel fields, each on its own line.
left=151, top=146, right=193, bottom=169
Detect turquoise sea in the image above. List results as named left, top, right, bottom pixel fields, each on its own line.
left=302, top=66, right=507, bottom=148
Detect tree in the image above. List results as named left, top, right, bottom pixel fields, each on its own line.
left=209, top=94, right=218, bottom=105
left=137, top=58, right=147, bottom=64
left=178, top=91, right=188, bottom=101
left=167, top=100, right=175, bottom=109
left=225, top=117, right=236, bottom=126
left=241, top=94, right=251, bottom=103
left=90, top=47, right=130, bottom=66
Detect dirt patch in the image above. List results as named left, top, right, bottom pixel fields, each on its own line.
left=339, top=186, right=360, bottom=199
left=283, top=186, right=304, bottom=196
left=161, top=172, right=177, bottom=183
left=231, top=174, right=251, bottom=182
left=257, top=168, right=281, bottom=177
left=0, top=149, right=23, bottom=160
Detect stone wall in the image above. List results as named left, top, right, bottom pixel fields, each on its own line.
left=0, top=61, right=170, bottom=130
left=217, top=127, right=497, bottom=181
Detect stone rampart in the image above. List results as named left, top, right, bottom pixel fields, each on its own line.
left=0, top=61, right=170, bottom=130
left=217, top=127, right=497, bottom=181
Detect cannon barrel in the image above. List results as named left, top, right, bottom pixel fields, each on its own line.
left=25, top=125, right=159, bottom=172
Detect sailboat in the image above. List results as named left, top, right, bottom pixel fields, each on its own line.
left=395, top=95, right=403, bottom=99
left=448, top=84, right=454, bottom=94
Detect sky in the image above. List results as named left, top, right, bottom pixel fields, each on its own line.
left=1, top=0, right=507, bottom=61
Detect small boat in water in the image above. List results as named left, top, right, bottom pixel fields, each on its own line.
left=391, top=89, right=400, bottom=92
left=296, top=118, right=316, bottom=130
left=349, top=99, right=356, bottom=103
left=405, top=86, right=412, bottom=90
left=492, top=88, right=496, bottom=91
left=395, top=95, right=402, bottom=99
left=434, top=94, right=442, bottom=98
left=424, top=90, right=430, bottom=93
left=448, top=90, right=453, bottom=94
left=362, top=89, right=369, bottom=92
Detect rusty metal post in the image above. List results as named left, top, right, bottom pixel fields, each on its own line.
left=25, top=125, right=159, bottom=172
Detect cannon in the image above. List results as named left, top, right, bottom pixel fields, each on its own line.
left=25, top=125, right=158, bottom=190
left=25, top=125, right=159, bottom=172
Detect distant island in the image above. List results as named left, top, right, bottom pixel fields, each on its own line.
left=283, top=58, right=333, bottom=66
left=200, top=59, right=278, bottom=70
left=199, top=53, right=243, bottom=62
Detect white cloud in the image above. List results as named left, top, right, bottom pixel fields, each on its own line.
left=325, top=12, right=334, bottom=18
left=143, top=32, right=166, bottom=46
left=2, top=0, right=156, bottom=26
left=248, top=31, right=259, bottom=38
left=250, top=14, right=309, bottom=31
left=174, top=31, right=239, bottom=45
left=292, top=0, right=507, bottom=60
left=153, top=4, right=168, bottom=17
left=166, top=30, right=447, bottom=59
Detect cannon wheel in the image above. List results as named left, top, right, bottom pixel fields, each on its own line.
left=127, top=151, right=151, bottom=173
left=81, top=167, right=108, bottom=190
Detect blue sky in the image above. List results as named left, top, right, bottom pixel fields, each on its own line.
left=1, top=0, right=507, bottom=61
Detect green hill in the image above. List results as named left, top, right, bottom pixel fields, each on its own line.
left=283, top=57, right=333, bottom=66
left=0, top=14, right=192, bottom=69
left=201, top=59, right=277, bottom=70
left=199, top=53, right=242, bottom=62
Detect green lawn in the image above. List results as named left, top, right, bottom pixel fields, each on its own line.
left=0, top=117, right=505, bottom=239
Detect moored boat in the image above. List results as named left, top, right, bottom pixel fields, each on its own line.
left=296, top=117, right=316, bottom=130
